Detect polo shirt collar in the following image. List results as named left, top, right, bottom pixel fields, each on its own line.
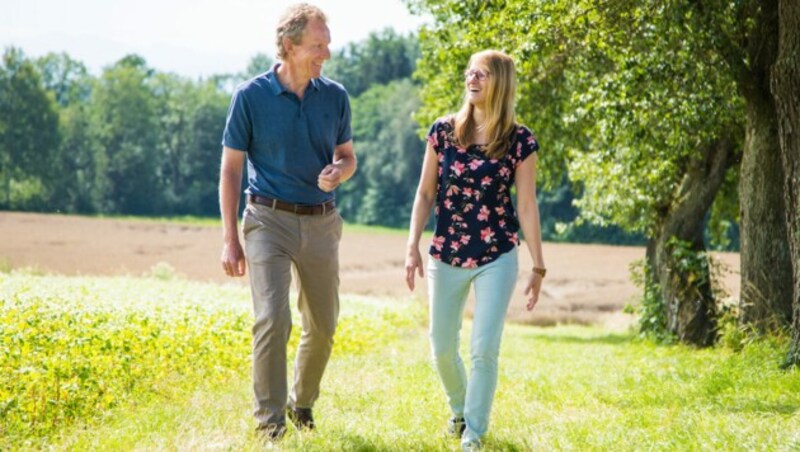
left=267, top=62, right=321, bottom=96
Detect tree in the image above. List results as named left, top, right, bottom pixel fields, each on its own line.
left=91, top=54, right=164, bottom=214
left=0, top=47, right=59, bottom=210
left=347, top=79, right=424, bottom=227
left=770, top=0, right=800, bottom=366
left=707, top=0, right=793, bottom=331
left=325, top=29, right=419, bottom=96
left=34, top=52, right=91, bottom=107
left=35, top=52, right=103, bottom=213
left=244, top=53, right=274, bottom=77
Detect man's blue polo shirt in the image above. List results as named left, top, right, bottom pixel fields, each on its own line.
left=222, top=63, right=352, bottom=205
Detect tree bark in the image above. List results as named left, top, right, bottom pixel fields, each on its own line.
left=649, top=138, right=735, bottom=346
left=738, top=0, right=794, bottom=330
left=771, top=0, right=800, bottom=367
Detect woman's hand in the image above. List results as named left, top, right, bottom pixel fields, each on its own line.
left=524, top=272, right=543, bottom=311
left=405, top=246, right=424, bottom=291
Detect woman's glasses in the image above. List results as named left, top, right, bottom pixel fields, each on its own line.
left=463, top=69, right=489, bottom=81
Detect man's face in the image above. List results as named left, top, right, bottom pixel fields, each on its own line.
left=286, top=18, right=331, bottom=79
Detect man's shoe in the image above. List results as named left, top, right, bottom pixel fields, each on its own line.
left=287, top=405, right=315, bottom=430
left=255, top=423, right=286, bottom=441
left=448, top=416, right=466, bottom=438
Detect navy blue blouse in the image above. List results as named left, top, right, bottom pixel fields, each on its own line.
left=426, top=117, right=539, bottom=268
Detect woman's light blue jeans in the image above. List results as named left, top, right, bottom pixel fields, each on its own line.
left=427, top=247, right=518, bottom=445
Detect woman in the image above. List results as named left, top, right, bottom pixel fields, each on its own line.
left=405, top=49, right=545, bottom=451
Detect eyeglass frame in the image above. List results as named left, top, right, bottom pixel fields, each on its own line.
left=463, top=69, right=490, bottom=81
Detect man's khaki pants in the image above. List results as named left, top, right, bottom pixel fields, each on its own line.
left=242, top=202, right=342, bottom=428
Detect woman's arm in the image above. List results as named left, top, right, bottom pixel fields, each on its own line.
left=515, top=153, right=545, bottom=310
left=405, top=142, right=440, bottom=291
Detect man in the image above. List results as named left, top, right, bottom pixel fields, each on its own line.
left=219, top=3, right=355, bottom=440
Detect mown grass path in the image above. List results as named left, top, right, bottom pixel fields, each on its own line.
left=2, top=272, right=799, bottom=450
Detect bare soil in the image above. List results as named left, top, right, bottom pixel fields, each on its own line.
left=0, top=211, right=741, bottom=328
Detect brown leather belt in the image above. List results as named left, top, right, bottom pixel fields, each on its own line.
left=249, top=194, right=335, bottom=216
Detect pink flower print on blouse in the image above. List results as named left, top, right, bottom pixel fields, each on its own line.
left=447, top=184, right=461, bottom=197
left=468, top=159, right=484, bottom=170
left=463, top=203, right=474, bottom=212
left=427, top=133, right=438, bottom=148
left=451, top=161, right=466, bottom=176
left=495, top=206, right=506, bottom=216
left=460, top=235, right=471, bottom=245
left=462, top=257, right=478, bottom=268
left=432, top=235, right=445, bottom=251
left=450, top=241, right=462, bottom=252
left=481, top=176, right=492, bottom=187
left=498, top=166, right=511, bottom=178
left=478, top=205, right=491, bottom=222
left=481, top=227, right=495, bottom=243
left=444, top=199, right=453, bottom=210
left=463, top=187, right=473, bottom=198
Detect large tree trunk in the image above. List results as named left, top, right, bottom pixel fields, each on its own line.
left=648, top=138, right=735, bottom=346
left=771, top=0, right=800, bottom=367
left=738, top=0, right=794, bottom=330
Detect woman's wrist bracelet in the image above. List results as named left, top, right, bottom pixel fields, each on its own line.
left=532, top=267, right=547, bottom=278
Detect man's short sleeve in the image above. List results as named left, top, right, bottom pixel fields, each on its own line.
left=222, top=88, right=252, bottom=152
left=336, top=93, right=352, bottom=145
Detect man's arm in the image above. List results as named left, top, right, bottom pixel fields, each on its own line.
left=318, top=139, right=356, bottom=192
left=219, top=146, right=247, bottom=277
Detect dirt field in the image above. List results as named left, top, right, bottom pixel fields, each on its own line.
left=0, top=211, right=741, bottom=328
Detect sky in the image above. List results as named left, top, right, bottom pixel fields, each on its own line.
left=1, top=0, right=428, bottom=78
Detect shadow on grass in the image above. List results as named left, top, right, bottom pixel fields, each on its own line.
left=526, top=332, right=635, bottom=346
left=332, top=433, right=434, bottom=451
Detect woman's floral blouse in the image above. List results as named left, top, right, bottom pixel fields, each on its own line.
left=427, top=117, right=539, bottom=268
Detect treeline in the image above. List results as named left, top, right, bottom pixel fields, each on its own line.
left=0, top=29, right=642, bottom=245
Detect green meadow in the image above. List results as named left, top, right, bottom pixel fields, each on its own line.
left=2, top=270, right=799, bottom=451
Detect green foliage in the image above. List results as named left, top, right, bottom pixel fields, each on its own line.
left=325, top=29, right=419, bottom=97
left=0, top=272, right=418, bottom=449
left=0, top=47, right=60, bottom=210
left=0, top=272, right=250, bottom=444
left=243, top=53, right=274, bottom=77
left=338, top=79, right=424, bottom=227
left=630, top=258, right=673, bottom=343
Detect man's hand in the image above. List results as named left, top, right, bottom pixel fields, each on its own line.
left=221, top=241, right=246, bottom=277
left=318, top=164, right=342, bottom=192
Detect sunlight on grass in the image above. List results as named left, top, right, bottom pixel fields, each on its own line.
left=2, top=271, right=799, bottom=450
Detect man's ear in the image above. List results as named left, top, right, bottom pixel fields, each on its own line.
left=282, top=37, right=293, bottom=56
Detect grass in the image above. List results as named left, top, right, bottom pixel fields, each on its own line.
left=2, top=271, right=799, bottom=450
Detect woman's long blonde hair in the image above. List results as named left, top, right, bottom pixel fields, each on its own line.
left=453, top=50, right=517, bottom=160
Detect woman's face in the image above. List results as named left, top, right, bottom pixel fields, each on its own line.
left=464, top=61, right=490, bottom=107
